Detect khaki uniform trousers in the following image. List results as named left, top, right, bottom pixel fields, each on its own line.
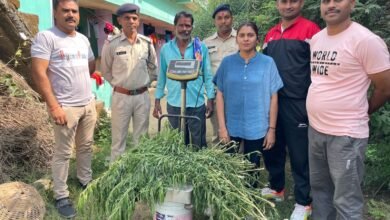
left=52, top=100, right=97, bottom=200
left=110, top=91, right=150, bottom=162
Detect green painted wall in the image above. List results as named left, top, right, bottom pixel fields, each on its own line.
left=105, top=0, right=190, bottom=24
left=19, top=0, right=192, bottom=31
left=19, top=0, right=53, bottom=31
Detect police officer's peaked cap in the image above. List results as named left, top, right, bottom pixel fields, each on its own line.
left=116, top=3, right=140, bottom=16
left=212, top=4, right=231, bottom=19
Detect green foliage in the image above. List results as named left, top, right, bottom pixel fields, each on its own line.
left=78, top=129, right=277, bottom=220
left=193, top=0, right=389, bottom=47
left=6, top=41, right=30, bottom=68
left=367, top=199, right=390, bottom=220
left=92, top=110, right=113, bottom=174
left=365, top=103, right=390, bottom=188
left=94, top=110, right=112, bottom=146
left=0, top=73, right=30, bottom=98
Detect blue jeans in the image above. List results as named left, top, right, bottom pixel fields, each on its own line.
left=166, top=103, right=206, bottom=148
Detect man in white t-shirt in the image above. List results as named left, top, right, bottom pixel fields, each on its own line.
left=31, top=0, right=96, bottom=218
left=307, top=0, right=390, bottom=219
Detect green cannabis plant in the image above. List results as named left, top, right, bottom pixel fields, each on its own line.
left=78, top=129, right=276, bottom=219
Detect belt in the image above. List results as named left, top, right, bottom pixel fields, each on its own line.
left=114, top=86, right=148, bottom=96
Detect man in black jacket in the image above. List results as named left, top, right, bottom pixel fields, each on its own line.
left=261, top=0, right=320, bottom=219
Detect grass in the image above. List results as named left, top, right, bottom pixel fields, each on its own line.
left=367, top=199, right=390, bottom=220
left=34, top=138, right=295, bottom=220
left=37, top=141, right=113, bottom=220
left=15, top=114, right=390, bottom=219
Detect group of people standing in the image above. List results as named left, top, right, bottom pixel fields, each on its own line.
left=30, top=0, right=390, bottom=219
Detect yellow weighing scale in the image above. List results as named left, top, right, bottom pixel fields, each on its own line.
left=166, top=59, right=200, bottom=81
left=158, top=59, right=202, bottom=147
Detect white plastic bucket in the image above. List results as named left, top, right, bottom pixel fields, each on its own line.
left=154, top=202, right=192, bottom=220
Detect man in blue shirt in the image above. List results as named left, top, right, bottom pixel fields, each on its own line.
left=153, top=11, right=215, bottom=148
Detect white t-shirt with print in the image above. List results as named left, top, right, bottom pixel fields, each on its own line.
left=31, top=26, right=95, bottom=106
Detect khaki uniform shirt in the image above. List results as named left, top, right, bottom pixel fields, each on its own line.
left=101, top=33, right=157, bottom=90
left=204, top=29, right=238, bottom=75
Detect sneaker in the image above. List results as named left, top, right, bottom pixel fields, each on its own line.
left=55, top=197, right=76, bottom=218
left=290, top=203, right=312, bottom=220
left=261, top=187, right=285, bottom=202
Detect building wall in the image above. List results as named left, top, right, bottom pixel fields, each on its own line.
left=19, top=0, right=53, bottom=31
left=105, top=0, right=191, bottom=25
left=19, top=0, right=194, bottom=32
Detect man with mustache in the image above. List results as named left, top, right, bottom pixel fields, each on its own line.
left=101, top=3, right=157, bottom=162
left=204, top=4, right=238, bottom=144
left=153, top=11, right=214, bottom=148
left=261, top=0, right=320, bottom=219
left=307, top=0, right=390, bottom=219
left=31, top=0, right=97, bottom=218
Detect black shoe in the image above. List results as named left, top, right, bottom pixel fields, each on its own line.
left=55, top=197, right=76, bottom=218
left=79, top=181, right=89, bottom=190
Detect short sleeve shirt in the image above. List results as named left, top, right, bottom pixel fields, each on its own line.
left=215, top=53, right=283, bottom=140
left=100, top=33, right=158, bottom=90
left=307, top=22, right=390, bottom=138
left=204, top=29, right=238, bottom=75
left=31, top=27, right=95, bottom=106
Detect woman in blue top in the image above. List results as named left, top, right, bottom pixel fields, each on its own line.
left=215, top=22, right=283, bottom=178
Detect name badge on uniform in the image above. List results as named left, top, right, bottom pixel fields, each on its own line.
left=116, top=51, right=127, bottom=55
left=208, top=45, right=217, bottom=54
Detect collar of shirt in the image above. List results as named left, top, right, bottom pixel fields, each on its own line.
left=209, top=28, right=237, bottom=41
left=171, top=37, right=195, bottom=58
left=119, top=33, right=142, bottom=44
left=276, top=16, right=304, bottom=33
left=172, top=37, right=194, bottom=48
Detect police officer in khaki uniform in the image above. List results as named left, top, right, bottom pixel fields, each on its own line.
left=101, top=3, right=157, bottom=162
left=204, top=4, right=238, bottom=143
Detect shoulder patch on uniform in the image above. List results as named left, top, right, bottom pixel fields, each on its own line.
left=107, top=34, right=121, bottom=42
left=138, top=34, right=151, bottom=43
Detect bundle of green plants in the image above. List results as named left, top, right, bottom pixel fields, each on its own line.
left=78, top=129, right=276, bottom=219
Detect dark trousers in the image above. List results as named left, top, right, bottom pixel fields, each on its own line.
left=262, top=98, right=312, bottom=206
left=167, top=103, right=206, bottom=148
left=229, top=136, right=265, bottom=188
left=229, top=137, right=265, bottom=168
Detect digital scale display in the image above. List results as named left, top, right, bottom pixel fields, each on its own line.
left=167, top=59, right=200, bottom=81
